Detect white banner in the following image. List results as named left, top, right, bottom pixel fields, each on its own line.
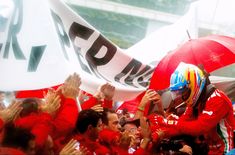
left=0, top=0, right=154, bottom=101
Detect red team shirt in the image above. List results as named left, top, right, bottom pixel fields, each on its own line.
left=175, top=89, right=235, bottom=154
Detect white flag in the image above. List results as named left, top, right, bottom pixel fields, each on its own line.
left=0, top=0, right=154, bottom=101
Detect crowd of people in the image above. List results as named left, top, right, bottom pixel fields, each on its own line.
left=0, top=62, right=234, bottom=155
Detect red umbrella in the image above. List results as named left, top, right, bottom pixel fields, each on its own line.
left=149, top=35, right=235, bottom=90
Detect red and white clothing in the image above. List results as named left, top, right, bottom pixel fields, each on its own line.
left=172, top=89, right=235, bottom=155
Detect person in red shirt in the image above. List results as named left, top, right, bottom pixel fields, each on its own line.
left=151, top=62, right=235, bottom=155
left=99, top=109, right=151, bottom=155
left=1, top=124, right=36, bottom=155
left=72, top=109, right=110, bottom=155
left=14, top=73, right=81, bottom=155
left=51, top=73, right=81, bottom=139
left=14, top=95, right=59, bottom=154
left=102, top=108, right=121, bottom=132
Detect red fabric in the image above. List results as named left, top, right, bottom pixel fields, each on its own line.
left=0, top=118, right=4, bottom=130
left=80, top=90, right=113, bottom=109
left=81, top=96, right=98, bottom=110
left=81, top=96, right=113, bottom=109
left=176, top=90, right=234, bottom=134
left=0, top=119, right=4, bottom=144
left=30, top=112, right=53, bottom=147
left=0, top=147, right=25, bottom=155
left=99, top=129, right=130, bottom=155
left=116, top=91, right=146, bottom=114
left=15, top=90, right=79, bottom=144
left=15, top=112, right=53, bottom=148
left=148, top=114, right=166, bottom=129
left=99, top=128, right=120, bottom=145
left=149, top=35, right=235, bottom=90
left=99, top=129, right=150, bottom=155
left=53, top=136, right=66, bottom=155
left=52, top=95, right=79, bottom=139
left=147, top=113, right=174, bottom=142
left=15, top=85, right=61, bottom=99
left=73, top=134, right=110, bottom=155
left=165, top=89, right=234, bottom=154
left=14, top=113, right=39, bottom=130
left=102, top=99, right=113, bottom=109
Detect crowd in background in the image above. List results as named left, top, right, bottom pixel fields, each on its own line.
left=0, top=63, right=234, bottom=155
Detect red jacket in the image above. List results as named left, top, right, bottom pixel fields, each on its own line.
left=14, top=112, right=53, bottom=148
left=0, top=118, right=4, bottom=130
left=73, top=134, right=110, bottom=155
left=99, top=129, right=150, bottom=155
left=14, top=113, right=39, bottom=130
left=170, top=89, right=234, bottom=155
left=81, top=96, right=113, bottom=110
left=0, top=147, right=26, bottom=155
left=51, top=95, right=78, bottom=139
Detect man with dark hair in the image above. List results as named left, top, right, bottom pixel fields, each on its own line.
left=73, top=109, right=110, bottom=155
left=102, top=108, right=121, bottom=132
left=121, top=119, right=141, bottom=152
left=2, top=124, right=36, bottom=155
left=20, top=98, right=40, bottom=117
left=75, top=109, right=102, bottom=138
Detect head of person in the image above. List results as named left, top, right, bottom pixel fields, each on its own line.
left=102, top=108, right=121, bottom=132
left=122, top=119, right=141, bottom=147
left=20, top=98, right=40, bottom=117
left=2, top=124, right=36, bottom=155
left=169, top=62, right=206, bottom=107
left=75, top=109, right=102, bottom=141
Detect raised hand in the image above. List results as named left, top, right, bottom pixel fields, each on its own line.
left=140, top=117, right=151, bottom=140
left=0, top=100, right=22, bottom=123
left=59, top=139, right=88, bottom=155
left=62, top=73, right=81, bottom=99
left=91, top=104, right=103, bottom=113
left=142, top=89, right=161, bottom=105
left=41, top=90, right=61, bottom=116
left=139, top=117, right=152, bottom=149
left=119, top=130, right=133, bottom=149
left=134, top=90, right=159, bottom=119
left=99, top=83, right=115, bottom=100
left=140, top=89, right=165, bottom=116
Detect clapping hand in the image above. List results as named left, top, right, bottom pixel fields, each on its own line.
left=95, top=83, right=115, bottom=100
left=61, top=73, right=81, bottom=100
left=41, top=89, right=61, bottom=116
left=0, top=100, right=22, bottom=123
left=59, top=139, right=88, bottom=155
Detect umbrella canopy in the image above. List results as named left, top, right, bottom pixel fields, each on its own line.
left=149, top=35, right=235, bottom=90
